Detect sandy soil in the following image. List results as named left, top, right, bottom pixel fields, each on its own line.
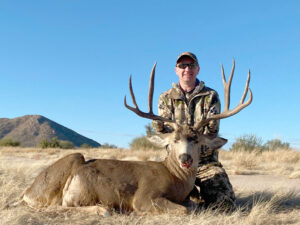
left=229, top=174, right=300, bottom=193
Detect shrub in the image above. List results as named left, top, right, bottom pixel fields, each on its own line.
left=0, top=138, right=20, bottom=147
left=263, top=139, right=290, bottom=151
left=39, top=137, right=74, bottom=149
left=99, top=142, right=118, bottom=149
left=58, top=140, right=74, bottom=149
left=230, top=134, right=264, bottom=152
left=80, top=143, right=92, bottom=149
left=129, top=123, right=162, bottom=150
left=230, top=135, right=291, bottom=152
left=130, top=136, right=161, bottom=150
left=145, top=123, right=156, bottom=137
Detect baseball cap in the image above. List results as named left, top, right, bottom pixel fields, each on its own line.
left=176, top=52, right=198, bottom=64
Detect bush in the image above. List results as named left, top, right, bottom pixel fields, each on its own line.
left=99, top=142, right=118, bottom=149
left=39, top=137, right=74, bottom=149
left=230, top=134, right=264, bottom=152
left=80, top=143, right=93, bottom=149
left=58, top=140, right=74, bottom=149
left=130, top=136, right=161, bottom=150
left=230, top=135, right=291, bottom=152
left=0, top=138, right=20, bottom=147
left=264, top=139, right=290, bottom=151
left=145, top=123, right=156, bottom=137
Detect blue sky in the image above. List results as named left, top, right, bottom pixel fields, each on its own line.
left=0, top=1, right=299, bottom=149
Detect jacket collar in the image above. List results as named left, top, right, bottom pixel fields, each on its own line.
left=169, top=79, right=206, bottom=100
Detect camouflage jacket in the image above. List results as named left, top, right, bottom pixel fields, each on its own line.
left=152, top=79, right=221, bottom=158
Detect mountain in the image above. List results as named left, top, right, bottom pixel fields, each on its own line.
left=0, top=115, right=101, bottom=147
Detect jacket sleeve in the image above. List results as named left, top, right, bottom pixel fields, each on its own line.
left=152, top=93, right=174, bottom=133
left=203, top=91, right=221, bottom=137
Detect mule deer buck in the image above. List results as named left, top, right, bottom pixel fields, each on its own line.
left=23, top=60, right=252, bottom=215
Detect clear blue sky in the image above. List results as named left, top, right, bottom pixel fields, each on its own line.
left=0, top=1, right=299, bottom=149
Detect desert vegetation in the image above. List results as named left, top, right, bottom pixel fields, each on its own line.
left=38, top=137, right=75, bottom=149
left=0, top=138, right=20, bottom=147
left=230, top=134, right=290, bottom=152
left=0, top=144, right=299, bottom=224
left=129, top=124, right=162, bottom=150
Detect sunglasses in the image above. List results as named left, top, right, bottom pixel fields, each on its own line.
left=177, top=63, right=198, bottom=69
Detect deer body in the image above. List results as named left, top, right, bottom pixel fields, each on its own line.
left=61, top=154, right=196, bottom=212
left=23, top=136, right=220, bottom=214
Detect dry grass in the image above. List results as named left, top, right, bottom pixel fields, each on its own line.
left=0, top=147, right=300, bottom=225
left=219, top=149, right=300, bottom=177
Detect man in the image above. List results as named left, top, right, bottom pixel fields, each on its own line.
left=152, top=52, right=236, bottom=211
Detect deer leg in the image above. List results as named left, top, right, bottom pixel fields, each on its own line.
left=42, top=205, right=111, bottom=217
left=75, top=205, right=111, bottom=217
left=152, top=197, right=189, bottom=214
left=133, top=196, right=188, bottom=215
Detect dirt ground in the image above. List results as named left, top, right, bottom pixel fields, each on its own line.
left=229, top=174, right=300, bottom=193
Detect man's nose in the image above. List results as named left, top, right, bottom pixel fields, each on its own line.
left=184, top=66, right=191, bottom=71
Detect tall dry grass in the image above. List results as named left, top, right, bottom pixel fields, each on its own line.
left=219, top=149, right=300, bottom=178
left=0, top=146, right=299, bottom=225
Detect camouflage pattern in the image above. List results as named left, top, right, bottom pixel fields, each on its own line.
left=152, top=79, right=236, bottom=210
left=152, top=79, right=220, bottom=139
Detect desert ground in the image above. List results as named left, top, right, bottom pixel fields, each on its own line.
left=0, top=147, right=299, bottom=225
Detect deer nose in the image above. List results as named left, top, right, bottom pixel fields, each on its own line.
left=179, top=153, right=192, bottom=164
left=179, top=154, right=193, bottom=168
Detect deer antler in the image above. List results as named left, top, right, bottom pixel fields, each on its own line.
left=195, top=59, right=253, bottom=130
left=124, top=63, right=175, bottom=123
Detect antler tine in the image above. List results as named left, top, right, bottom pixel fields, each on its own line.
left=128, top=75, right=138, bottom=109
left=148, top=62, right=157, bottom=114
left=240, top=69, right=251, bottom=104
left=124, top=63, right=175, bottom=123
left=221, top=58, right=235, bottom=111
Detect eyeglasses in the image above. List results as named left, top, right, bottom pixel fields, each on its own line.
left=176, top=63, right=198, bottom=69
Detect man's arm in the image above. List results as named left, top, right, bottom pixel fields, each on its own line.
left=204, top=91, right=221, bottom=137
left=152, top=94, right=174, bottom=133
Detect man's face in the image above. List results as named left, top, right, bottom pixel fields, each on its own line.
left=175, top=57, right=200, bottom=84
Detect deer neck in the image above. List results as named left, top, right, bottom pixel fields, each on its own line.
left=163, top=151, right=197, bottom=184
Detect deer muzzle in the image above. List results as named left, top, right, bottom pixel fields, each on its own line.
left=179, top=153, right=193, bottom=169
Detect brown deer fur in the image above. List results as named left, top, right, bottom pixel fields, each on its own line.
left=23, top=131, right=226, bottom=215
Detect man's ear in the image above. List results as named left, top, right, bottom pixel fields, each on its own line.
left=147, top=133, right=171, bottom=148
left=175, top=66, right=180, bottom=77
left=197, top=65, right=200, bottom=74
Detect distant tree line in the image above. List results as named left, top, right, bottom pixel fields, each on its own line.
left=0, top=137, right=115, bottom=149
left=0, top=127, right=292, bottom=152
left=129, top=123, right=292, bottom=152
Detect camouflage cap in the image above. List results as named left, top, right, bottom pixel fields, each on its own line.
left=176, top=52, right=198, bottom=65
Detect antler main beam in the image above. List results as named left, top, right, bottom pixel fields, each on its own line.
left=195, top=59, right=253, bottom=129
left=124, top=63, right=175, bottom=123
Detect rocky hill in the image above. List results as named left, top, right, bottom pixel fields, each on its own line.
left=0, top=115, right=101, bottom=147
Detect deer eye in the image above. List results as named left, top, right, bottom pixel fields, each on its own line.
left=187, top=136, right=198, bottom=142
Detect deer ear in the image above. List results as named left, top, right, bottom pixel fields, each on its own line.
left=147, top=134, right=170, bottom=148
left=205, top=137, right=227, bottom=150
